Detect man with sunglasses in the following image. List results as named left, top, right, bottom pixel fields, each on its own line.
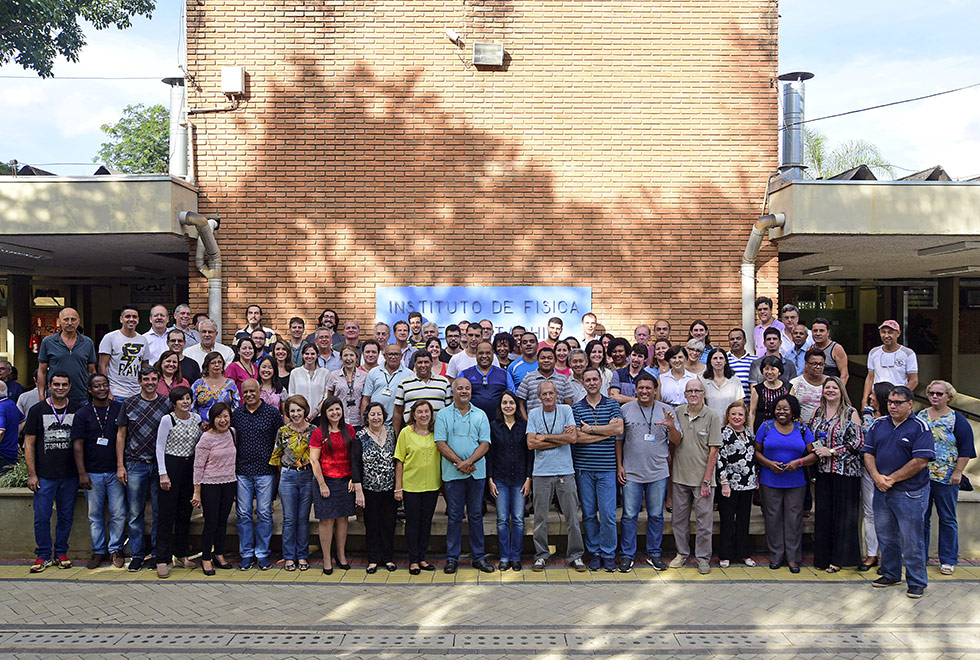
left=862, top=385, right=934, bottom=599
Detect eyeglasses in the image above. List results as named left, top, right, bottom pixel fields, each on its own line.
left=886, top=399, right=910, bottom=406
left=805, top=361, right=824, bottom=367
left=685, top=390, right=704, bottom=395
left=927, top=391, right=946, bottom=397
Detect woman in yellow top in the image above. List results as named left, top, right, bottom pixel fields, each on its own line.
left=394, top=399, right=442, bottom=575
left=269, top=395, right=315, bottom=571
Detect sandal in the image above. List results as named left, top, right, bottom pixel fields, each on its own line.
left=284, top=562, right=297, bottom=572
left=298, top=561, right=310, bottom=571
left=826, top=565, right=840, bottom=573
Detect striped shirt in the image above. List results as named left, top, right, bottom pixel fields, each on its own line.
left=727, top=351, right=754, bottom=401
left=394, top=374, right=452, bottom=421
left=570, top=395, right=623, bottom=471
left=515, top=370, right=574, bottom=412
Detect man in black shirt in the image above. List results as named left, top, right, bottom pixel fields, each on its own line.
left=24, top=371, right=82, bottom=573
left=232, top=379, right=283, bottom=570
left=71, top=374, right=126, bottom=569
left=166, top=329, right=201, bottom=384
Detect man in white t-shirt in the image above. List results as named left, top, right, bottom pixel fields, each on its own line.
left=862, top=320, right=918, bottom=405
left=97, top=306, right=147, bottom=401
left=446, top=322, right=499, bottom=378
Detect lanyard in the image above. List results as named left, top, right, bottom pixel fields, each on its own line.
left=47, top=399, right=68, bottom=426
left=93, top=404, right=111, bottom=437
left=542, top=408, right=558, bottom=435
left=638, top=403, right=655, bottom=434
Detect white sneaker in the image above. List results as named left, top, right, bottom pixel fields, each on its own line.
left=940, top=564, right=954, bottom=575
left=744, top=557, right=757, bottom=567
left=719, top=560, right=730, bottom=568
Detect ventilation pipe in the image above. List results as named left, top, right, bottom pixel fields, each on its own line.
left=777, top=71, right=813, bottom=182
left=742, top=213, right=785, bottom=353
left=163, top=77, right=188, bottom=179
left=178, top=211, right=222, bottom=341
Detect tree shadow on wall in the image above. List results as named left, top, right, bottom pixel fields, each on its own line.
left=195, top=49, right=774, bottom=334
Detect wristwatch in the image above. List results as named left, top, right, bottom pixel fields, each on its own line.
left=702, top=480, right=710, bottom=486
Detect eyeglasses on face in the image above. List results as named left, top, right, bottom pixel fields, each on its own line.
left=927, top=391, right=946, bottom=397
left=886, top=398, right=910, bottom=406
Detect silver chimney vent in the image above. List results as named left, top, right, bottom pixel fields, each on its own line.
left=777, top=71, right=813, bottom=182
left=162, top=77, right=188, bottom=180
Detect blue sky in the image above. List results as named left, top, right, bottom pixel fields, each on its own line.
left=2, top=0, right=979, bottom=178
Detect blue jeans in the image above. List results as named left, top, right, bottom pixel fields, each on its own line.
left=444, top=477, right=486, bottom=562
left=875, top=485, right=929, bottom=589
left=279, top=469, right=313, bottom=561
left=237, top=474, right=276, bottom=560
left=125, top=461, right=159, bottom=558
left=494, top=482, right=525, bottom=562
left=576, top=470, right=618, bottom=558
left=925, top=480, right=960, bottom=566
left=620, top=478, right=668, bottom=559
left=34, top=477, right=79, bottom=559
left=85, top=472, right=127, bottom=554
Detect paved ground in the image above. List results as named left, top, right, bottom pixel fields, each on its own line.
left=1, top=563, right=979, bottom=659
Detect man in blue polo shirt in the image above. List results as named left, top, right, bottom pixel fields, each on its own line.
left=37, top=307, right=98, bottom=405
left=0, top=382, right=23, bottom=475
left=571, top=367, right=624, bottom=571
left=435, top=378, right=494, bottom=574
left=862, top=385, right=934, bottom=599
left=461, top=342, right=515, bottom=419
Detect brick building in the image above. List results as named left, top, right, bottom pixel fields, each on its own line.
left=184, top=0, right=780, bottom=337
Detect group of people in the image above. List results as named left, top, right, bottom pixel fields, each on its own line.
left=0, top=299, right=972, bottom=599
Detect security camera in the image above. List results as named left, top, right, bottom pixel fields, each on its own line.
left=445, top=30, right=461, bottom=46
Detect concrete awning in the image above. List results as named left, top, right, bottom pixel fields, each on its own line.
left=767, top=180, right=980, bottom=280
left=0, top=174, right=198, bottom=278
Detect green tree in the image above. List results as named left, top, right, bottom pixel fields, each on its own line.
left=0, top=161, right=15, bottom=175
left=803, top=127, right=895, bottom=180
left=1, top=0, right=155, bottom=78
left=95, top=103, right=169, bottom=173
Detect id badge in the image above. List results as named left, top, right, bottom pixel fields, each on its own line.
left=381, top=388, right=392, bottom=397
left=96, top=437, right=110, bottom=446
left=644, top=433, right=656, bottom=442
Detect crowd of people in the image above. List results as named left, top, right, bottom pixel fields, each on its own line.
left=0, top=298, right=973, bottom=599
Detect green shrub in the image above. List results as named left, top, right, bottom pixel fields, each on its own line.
left=0, top=450, right=28, bottom=488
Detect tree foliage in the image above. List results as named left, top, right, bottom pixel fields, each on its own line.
left=0, top=161, right=15, bottom=175
left=803, top=127, right=895, bottom=180
left=1, top=0, right=155, bottom=78
left=95, top=103, right=169, bottom=173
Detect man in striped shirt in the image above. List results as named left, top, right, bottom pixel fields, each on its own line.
left=571, top=367, right=624, bottom=572
left=392, top=353, right=451, bottom=434
left=726, top=328, right=754, bottom=403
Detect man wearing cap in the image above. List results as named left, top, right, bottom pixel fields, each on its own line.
left=862, top=321, right=918, bottom=406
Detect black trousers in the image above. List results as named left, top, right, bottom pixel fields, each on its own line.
left=155, top=455, right=194, bottom=564
left=200, top=482, right=236, bottom=560
left=814, top=472, right=861, bottom=569
left=402, top=490, right=439, bottom=564
left=717, top=489, right=754, bottom=561
left=363, top=489, right=397, bottom=564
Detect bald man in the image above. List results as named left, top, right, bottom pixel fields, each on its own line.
left=38, top=308, right=98, bottom=404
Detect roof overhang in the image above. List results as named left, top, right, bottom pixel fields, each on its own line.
left=0, top=175, right=199, bottom=278
left=767, top=180, right=980, bottom=281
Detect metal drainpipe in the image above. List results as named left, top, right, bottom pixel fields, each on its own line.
left=741, top=213, right=786, bottom=353
left=178, top=211, right=222, bottom=341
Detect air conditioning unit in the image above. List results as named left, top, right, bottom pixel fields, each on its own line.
left=472, top=42, right=504, bottom=66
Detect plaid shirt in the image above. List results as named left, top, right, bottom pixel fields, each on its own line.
left=118, top=394, right=173, bottom=462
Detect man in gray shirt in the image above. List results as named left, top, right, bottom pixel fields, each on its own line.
left=616, top=373, right=680, bottom=572
left=526, top=381, right=586, bottom=572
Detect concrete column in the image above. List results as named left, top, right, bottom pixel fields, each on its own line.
left=6, top=275, right=32, bottom=388
left=937, top=277, right=960, bottom=383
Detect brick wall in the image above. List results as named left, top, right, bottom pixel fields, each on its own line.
left=186, top=0, right=779, bottom=340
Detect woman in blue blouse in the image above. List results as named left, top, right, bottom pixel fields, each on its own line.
left=487, top=391, right=532, bottom=571
left=918, top=380, right=976, bottom=575
left=754, top=394, right=816, bottom=573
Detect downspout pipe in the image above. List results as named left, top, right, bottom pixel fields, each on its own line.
left=741, top=213, right=785, bottom=354
left=178, top=211, right=223, bottom=342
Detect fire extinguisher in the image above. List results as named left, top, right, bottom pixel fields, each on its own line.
left=30, top=316, right=43, bottom=353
